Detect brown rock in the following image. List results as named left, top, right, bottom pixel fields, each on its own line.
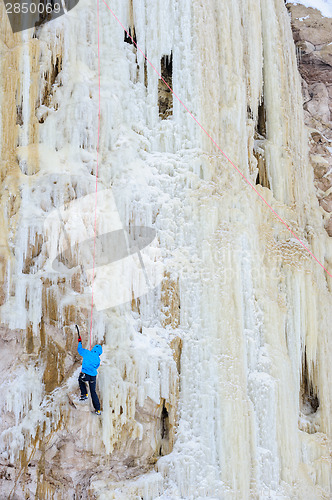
left=313, top=163, right=329, bottom=179
left=320, top=192, right=332, bottom=212
left=287, top=4, right=332, bottom=46
left=325, top=215, right=332, bottom=236
left=304, top=83, right=330, bottom=122
left=296, top=40, right=315, bottom=55
left=319, top=43, right=332, bottom=68
left=315, top=176, right=332, bottom=192
left=161, top=273, right=180, bottom=329
left=288, top=2, right=332, bottom=234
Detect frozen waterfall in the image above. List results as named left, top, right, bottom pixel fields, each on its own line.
left=0, top=0, right=331, bottom=498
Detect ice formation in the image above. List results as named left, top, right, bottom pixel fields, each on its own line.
left=0, top=0, right=331, bottom=498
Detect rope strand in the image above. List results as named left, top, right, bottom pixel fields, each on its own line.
left=89, top=0, right=102, bottom=349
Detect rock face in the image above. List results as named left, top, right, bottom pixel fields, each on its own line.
left=0, top=0, right=331, bottom=499
left=287, top=3, right=332, bottom=234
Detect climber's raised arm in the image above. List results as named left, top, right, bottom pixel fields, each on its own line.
left=76, top=325, right=89, bottom=356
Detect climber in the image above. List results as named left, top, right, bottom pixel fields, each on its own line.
left=76, top=325, right=103, bottom=415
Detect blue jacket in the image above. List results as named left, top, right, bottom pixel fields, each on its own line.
left=77, top=342, right=102, bottom=376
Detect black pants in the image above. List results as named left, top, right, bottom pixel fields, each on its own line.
left=78, top=372, right=100, bottom=411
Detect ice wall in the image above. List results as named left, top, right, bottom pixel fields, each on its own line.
left=0, top=0, right=331, bottom=498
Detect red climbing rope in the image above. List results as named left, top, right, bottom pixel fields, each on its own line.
left=89, top=0, right=101, bottom=350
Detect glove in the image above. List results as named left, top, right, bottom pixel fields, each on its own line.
left=78, top=336, right=82, bottom=343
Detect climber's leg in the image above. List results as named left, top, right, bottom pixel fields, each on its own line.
left=78, top=372, right=88, bottom=399
left=86, top=375, right=100, bottom=411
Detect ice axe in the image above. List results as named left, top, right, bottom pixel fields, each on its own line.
left=75, top=325, right=82, bottom=343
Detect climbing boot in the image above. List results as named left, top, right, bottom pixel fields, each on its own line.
left=80, top=394, right=88, bottom=401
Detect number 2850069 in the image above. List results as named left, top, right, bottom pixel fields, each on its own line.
left=5, top=1, right=62, bottom=14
